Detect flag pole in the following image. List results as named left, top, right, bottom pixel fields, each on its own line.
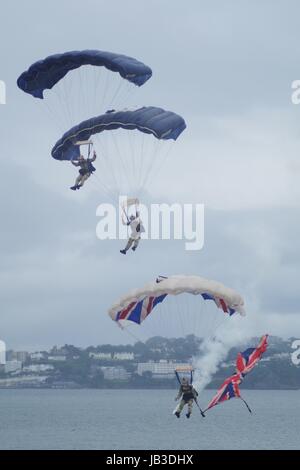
left=240, top=397, right=252, bottom=414
left=194, top=398, right=206, bottom=418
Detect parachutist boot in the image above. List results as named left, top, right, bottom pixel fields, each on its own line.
left=120, top=249, right=127, bottom=255
left=175, top=412, right=180, bottom=418
left=186, top=412, right=191, bottom=419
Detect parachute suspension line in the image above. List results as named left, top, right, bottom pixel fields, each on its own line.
left=62, top=70, right=76, bottom=122
left=92, top=171, right=120, bottom=204
left=50, top=88, right=70, bottom=130
left=96, top=134, right=119, bottom=194
left=139, top=138, right=157, bottom=191
left=133, top=132, right=143, bottom=196
left=134, top=132, right=147, bottom=191
left=101, top=132, right=126, bottom=194
left=202, top=300, right=231, bottom=344
left=95, top=135, right=121, bottom=196
left=110, top=131, right=134, bottom=195
left=85, top=66, right=95, bottom=118
left=41, top=99, right=65, bottom=133
left=44, top=72, right=72, bottom=128
left=87, top=142, right=91, bottom=159
left=100, top=68, right=111, bottom=114
left=92, top=177, right=117, bottom=203
left=61, top=76, right=75, bottom=126
left=207, top=314, right=230, bottom=342
left=137, top=133, right=145, bottom=188
left=107, top=79, right=124, bottom=110
left=137, top=132, right=150, bottom=192
left=83, top=143, right=119, bottom=202
left=93, top=68, right=103, bottom=113
left=138, top=138, right=161, bottom=194
left=121, top=324, right=145, bottom=344
left=174, top=295, right=187, bottom=338
left=142, top=137, right=166, bottom=192
left=126, top=129, right=137, bottom=189
left=121, top=131, right=138, bottom=196
left=78, top=67, right=90, bottom=122
left=158, top=300, right=169, bottom=337
left=142, top=140, right=174, bottom=192
left=116, top=80, right=137, bottom=110
left=139, top=139, right=160, bottom=191
left=147, top=139, right=172, bottom=188
left=79, top=66, right=89, bottom=118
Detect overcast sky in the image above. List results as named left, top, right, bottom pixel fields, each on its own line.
left=1, top=0, right=300, bottom=350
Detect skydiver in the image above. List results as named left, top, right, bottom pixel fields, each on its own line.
left=70, top=151, right=97, bottom=190
left=174, top=377, right=199, bottom=418
left=120, top=212, right=144, bottom=255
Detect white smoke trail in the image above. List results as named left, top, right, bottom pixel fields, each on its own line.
left=193, top=320, right=250, bottom=393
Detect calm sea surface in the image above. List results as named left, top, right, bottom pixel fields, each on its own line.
left=0, top=389, right=299, bottom=450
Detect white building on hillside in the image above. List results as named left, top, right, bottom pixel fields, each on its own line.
left=137, top=361, right=192, bottom=379
left=101, top=366, right=130, bottom=381
left=4, top=361, right=22, bottom=374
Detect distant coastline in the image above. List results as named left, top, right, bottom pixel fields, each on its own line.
left=1, top=335, right=299, bottom=390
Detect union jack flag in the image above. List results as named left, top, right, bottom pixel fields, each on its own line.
left=205, top=374, right=242, bottom=411
left=236, top=334, right=268, bottom=377
left=204, top=335, right=268, bottom=413
left=116, top=294, right=167, bottom=325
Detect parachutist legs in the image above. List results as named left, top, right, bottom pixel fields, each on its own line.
left=120, top=237, right=140, bottom=255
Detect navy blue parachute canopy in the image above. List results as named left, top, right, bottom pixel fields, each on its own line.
left=51, top=107, right=187, bottom=161
left=17, top=50, right=152, bottom=99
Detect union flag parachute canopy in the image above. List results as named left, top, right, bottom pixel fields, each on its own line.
left=108, top=275, right=245, bottom=341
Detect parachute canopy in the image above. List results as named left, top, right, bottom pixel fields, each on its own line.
left=51, top=107, right=187, bottom=161
left=17, top=50, right=152, bottom=99
left=108, top=275, right=246, bottom=326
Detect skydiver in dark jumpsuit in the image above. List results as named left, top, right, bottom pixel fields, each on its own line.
left=70, top=151, right=97, bottom=190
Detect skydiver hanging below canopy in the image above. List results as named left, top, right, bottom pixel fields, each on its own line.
left=120, top=210, right=144, bottom=255
left=70, top=149, right=97, bottom=190
left=174, top=377, right=199, bottom=419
